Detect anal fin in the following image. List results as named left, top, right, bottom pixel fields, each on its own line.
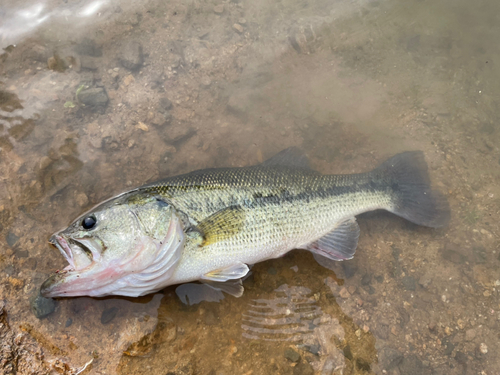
left=305, top=217, right=360, bottom=261
left=202, top=279, right=244, bottom=298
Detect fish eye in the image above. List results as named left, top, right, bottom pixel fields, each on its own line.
left=82, top=215, right=97, bottom=230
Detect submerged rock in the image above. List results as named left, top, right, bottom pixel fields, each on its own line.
left=101, top=307, right=119, bottom=324
left=30, top=293, right=56, bottom=319
left=284, top=347, right=300, bottom=362
left=120, top=41, right=143, bottom=71
left=77, top=87, right=109, bottom=107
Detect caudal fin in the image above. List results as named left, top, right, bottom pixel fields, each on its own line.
left=376, top=151, right=450, bottom=228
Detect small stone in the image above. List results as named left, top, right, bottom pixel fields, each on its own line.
left=6, top=232, right=20, bottom=247
left=293, top=362, right=314, bottom=375
left=101, top=307, right=119, bottom=324
left=7, top=277, right=24, bottom=288
left=339, top=287, right=351, bottom=299
left=137, top=122, right=149, bottom=132
left=341, top=261, right=358, bottom=278
left=454, top=351, right=467, bottom=365
left=361, top=273, right=372, bottom=285
left=123, top=74, right=135, bottom=86
left=159, top=97, right=173, bottom=110
left=213, top=4, right=224, bottom=14
left=30, top=293, right=56, bottom=319
left=402, top=276, right=416, bottom=291
left=418, top=273, right=432, bottom=288
left=120, top=41, right=144, bottom=71
left=238, top=18, right=247, bottom=25
left=39, top=156, right=52, bottom=170
left=65, top=318, right=73, bottom=327
left=74, top=38, right=102, bottom=57
left=233, top=23, right=244, bottom=33
left=166, top=324, right=177, bottom=343
left=465, top=328, right=476, bottom=341
left=200, top=76, right=212, bottom=88
left=284, top=348, right=300, bottom=362
left=75, top=192, right=89, bottom=207
left=77, top=87, right=109, bottom=107
left=479, top=343, right=488, bottom=354
left=441, top=248, right=466, bottom=264
left=457, top=319, right=465, bottom=329
left=347, top=285, right=357, bottom=294
left=79, top=56, right=99, bottom=71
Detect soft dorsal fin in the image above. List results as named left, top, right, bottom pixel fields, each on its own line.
left=197, top=206, right=246, bottom=246
left=260, top=147, right=311, bottom=169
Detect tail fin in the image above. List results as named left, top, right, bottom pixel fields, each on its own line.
left=375, top=151, right=450, bottom=228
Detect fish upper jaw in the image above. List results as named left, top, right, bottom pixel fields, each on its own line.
left=49, top=234, right=75, bottom=270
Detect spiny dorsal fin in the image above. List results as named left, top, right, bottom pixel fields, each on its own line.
left=197, top=205, right=245, bottom=246
left=260, top=147, right=311, bottom=170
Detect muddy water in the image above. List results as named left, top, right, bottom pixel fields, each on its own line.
left=1, top=0, right=499, bottom=374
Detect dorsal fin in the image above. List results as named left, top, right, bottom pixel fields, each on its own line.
left=260, top=147, right=311, bottom=169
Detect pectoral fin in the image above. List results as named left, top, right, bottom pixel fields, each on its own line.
left=202, top=262, right=250, bottom=282
left=197, top=206, right=245, bottom=246
left=304, top=217, right=360, bottom=261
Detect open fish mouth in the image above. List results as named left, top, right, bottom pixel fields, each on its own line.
left=49, top=234, right=99, bottom=271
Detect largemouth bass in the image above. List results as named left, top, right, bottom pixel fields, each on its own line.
left=40, top=148, right=449, bottom=298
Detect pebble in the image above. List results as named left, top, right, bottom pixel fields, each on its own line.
left=293, top=362, right=314, bottom=375
left=159, top=97, right=173, bottom=111
left=441, top=248, right=466, bottom=264
left=347, top=285, right=356, bottom=294
left=454, top=351, right=467, bottom=365
left=101, top=307, right=119, bottom=324
left=123, top=74, right=135, bottom=86
left=361, top=273, right=371, bottom=285
left=479, top=343, right=488, bottom=354
left=137, top=122, right=149, bottom=132
left=233, top=23, right=244, bottom=33
left=341, top=262, right=358, bottom=278
left=6, top=232, right=19, bottom=247
left=213, top=4, right=224, bottom=14
left=465, top=328, right=476, bottom=341
left=339, top=287, right=351, bottom=299
left=75, top=38, right=102, bottom=57
left=75, top=192, right=89, bottom=207
left=418, top=273, right=432, bottom=288
left=284, top=348, right=300, bottom=362
left=200, top=76, right=212, bottom=88
left=120, top=41, right=144, bottom=71
left=77, top=87, right=109, bottom=107
left=30, top=293, right=56, bottom=319
left=401, top=276, right=416, bottom=291
left=457, top=319, right=465, bottom=329
left=39, top=156, right=52, bottom=170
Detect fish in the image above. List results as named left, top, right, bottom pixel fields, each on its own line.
left=40, top=148, right=450, bottom=298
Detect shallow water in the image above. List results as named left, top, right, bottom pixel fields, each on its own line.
left=1, top=0, right=499, bottom=374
